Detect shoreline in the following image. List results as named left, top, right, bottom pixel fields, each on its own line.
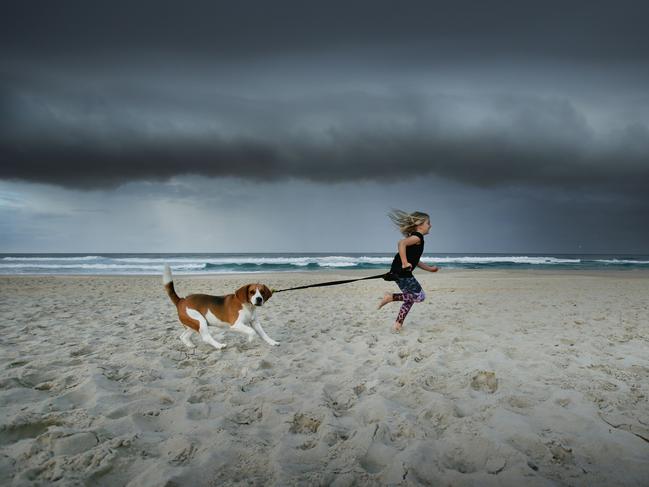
left=2, top=267, right=649, bottom=279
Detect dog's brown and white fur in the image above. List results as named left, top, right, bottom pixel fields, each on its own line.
left=163, top=264, right=278, bottom=350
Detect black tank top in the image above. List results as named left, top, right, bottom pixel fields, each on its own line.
left=390, top=231, right=425, bottom=277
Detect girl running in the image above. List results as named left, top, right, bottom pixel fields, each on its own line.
left=378, top=210, right=438, bottom=332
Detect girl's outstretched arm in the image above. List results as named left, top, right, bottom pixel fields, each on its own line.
left=417, top=262, right=439, bottom=272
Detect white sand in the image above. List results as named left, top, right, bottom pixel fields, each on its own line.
left=1, top=270, right=648, bottom=486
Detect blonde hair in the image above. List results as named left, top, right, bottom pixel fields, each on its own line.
left=388, top=209, right=430, bottom=236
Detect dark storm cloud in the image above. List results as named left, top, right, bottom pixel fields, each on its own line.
left=2, top=74, right=649, bottom=192
left=3, top=1, right=649, bottom=64
left=1, top=1, right=648, bottom=194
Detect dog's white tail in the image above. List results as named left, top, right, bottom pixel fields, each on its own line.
left=163, top=264, right=181, bottom=306
left=163, top=264, right=173, bottom=285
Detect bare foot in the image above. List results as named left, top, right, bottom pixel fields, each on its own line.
left=392, top=321, right=403, bottom=333
left=378, top=293, right=393, bottom=309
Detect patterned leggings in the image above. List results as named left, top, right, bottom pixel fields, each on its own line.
left=393, top=277, right=426, bottom=324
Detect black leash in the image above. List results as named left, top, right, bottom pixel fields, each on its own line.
left=272, top=272, right=391, bottom=293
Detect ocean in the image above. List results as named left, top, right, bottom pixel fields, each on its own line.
left=1, top=253, right=648, bottom=275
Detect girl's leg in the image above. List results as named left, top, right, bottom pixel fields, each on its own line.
left=393, top=278, right=425, bottom=331
left=395, top=300, right=415, bottom=328
left=378, top=292, right=394, bottom=309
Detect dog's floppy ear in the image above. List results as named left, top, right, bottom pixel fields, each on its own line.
left=260, top=284, right=273, bottom=301
left=235, top=284, right=250, bottom=303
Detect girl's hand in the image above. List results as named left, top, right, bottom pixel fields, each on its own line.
left=430, top=266, right=439, bottom=272
left=402, top=262, right=412, bottom=270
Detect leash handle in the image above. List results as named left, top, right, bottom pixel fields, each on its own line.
left=272, top=272, right=389, bottom=293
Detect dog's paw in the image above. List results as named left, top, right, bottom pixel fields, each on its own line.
left=269, top=340, right=280, bottom=347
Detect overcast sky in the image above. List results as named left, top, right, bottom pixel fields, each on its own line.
left=2, top=1, right=648, bottom=253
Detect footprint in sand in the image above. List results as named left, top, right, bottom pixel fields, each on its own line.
left=504, top=395, right=534, bottom=412
left=323, top=427, right=351, bottom=447
left=439, top=439, right=508, bottom=475
left=69, top=345, right=94, bottom=357
left=358, top=423, right=399, bottom=475
left=7, top=360, right=29, bottom=369
left=229, top=405, right=263, bottom=425
left=47, top=444, right=117, bottom=482
left=417, top=401, right=456, bottom=438
left=546, top=441, right=575, bottom=466
left=186, top=385, right=218, bottom=404
left=159, top=436, right=197, bottom=465
left=322, top=384, right=356, bottom=417
left=470, top=371, right=498, bottom=393
left=99, top=366, right=130, bottom=383
left=441, top=449, right=479, bottom=474
left=289, top=413, right=321, bottom=434
left=126, top=408, right=170, bottom=432
left=420, top=374, right=447, bottom=392
left=297, top=438, right=318, bottom=450
left=359, top=440, right=395, bottom=474
left=0, top=414, right=63, bottom=446
left=52, top=431, right=99, bottom=456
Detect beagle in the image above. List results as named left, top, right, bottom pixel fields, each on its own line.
left=163, top=264, right=279, bottom=350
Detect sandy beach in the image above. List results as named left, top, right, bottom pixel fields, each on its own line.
left=1, top=269, right=648, bottom=486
